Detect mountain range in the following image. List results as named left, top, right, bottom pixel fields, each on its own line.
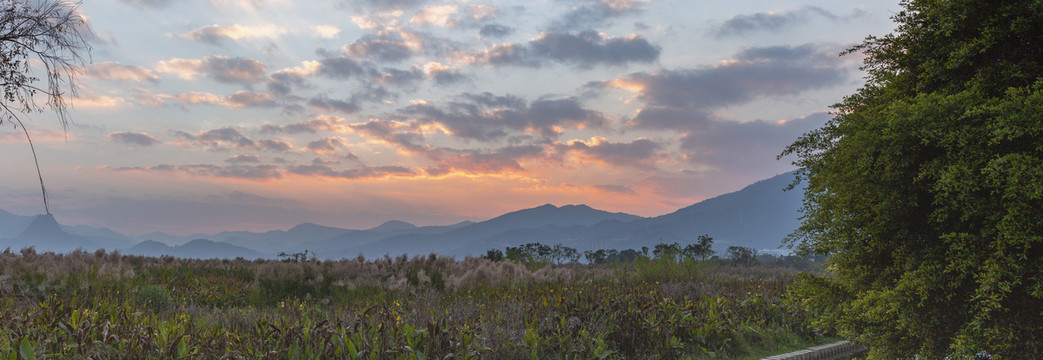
left=0, top=171, right=804, bottom=259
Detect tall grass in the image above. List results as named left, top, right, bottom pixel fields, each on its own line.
left=0, top=247, right=829, bottom=359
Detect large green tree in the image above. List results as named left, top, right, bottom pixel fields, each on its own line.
left=780, top=0, right=1042, bottom=358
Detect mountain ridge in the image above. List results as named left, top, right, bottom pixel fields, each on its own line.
left=0, top=171, right=803, bottom=259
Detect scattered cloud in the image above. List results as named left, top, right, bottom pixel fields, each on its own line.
left=156, top=56, right=268, bottom=85
left=399, top=92, right=608, bottom=141
left=182, top=24, right=287, bottom=45
left=88, top=62, right=159, bottom=83
left=592, top=44, right=847, bottom=130
left=307, top=96, right=361, bottom=114
left=469, top=31, right=660, bottom=68
left=314, top=25, right=342, bottom=39
left=170, top=127, right=292, bottom=152
left=342, top=0, right=428, bottom=12
left=109, top=131, right=159, bottom=146
left=261, top=115, right=347, bottom=134
left=305, top=137, right=346, bottom=154
left=558, top=137, right=664, bottom=169
left=712, top=6, right=868, bottom=37
left=112, top=164, right=284, bottom=180
left=226, top=154, right=261, bottom=163
left=344, top=28, right=425, bottom=62
left=680, top=112, right=831, bottom=175
left=478, top=24, right=513, bottom=39
left=117, top=0, right=169, bottom=10
left=551, top=0, right=647, bottom=31
left=287, top=164, right=417, bottom=179
left=410, top=5, right=457, bottom=27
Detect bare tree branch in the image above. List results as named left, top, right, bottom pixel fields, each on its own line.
left=1, top=0, right=93, bottom=214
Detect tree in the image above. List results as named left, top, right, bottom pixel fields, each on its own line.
left=682, top=234, right=714, bottom=260
left=1, top=0, right=92, bottom=214
left=780, top=0, right=1042, bottom=357
left=725, top=246, right=756, bottom=267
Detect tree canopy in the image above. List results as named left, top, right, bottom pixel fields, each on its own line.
left=781, top=0, right=1042, bottom=358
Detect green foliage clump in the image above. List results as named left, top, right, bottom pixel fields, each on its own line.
left=138, top=284, right=173, bottom=311
left=781, top=0, right=1043, bottom=357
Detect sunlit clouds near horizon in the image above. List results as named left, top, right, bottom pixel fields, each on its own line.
left=0, top=0, right=900, bottom=234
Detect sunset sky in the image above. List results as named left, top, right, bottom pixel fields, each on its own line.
left=0, top=0, right=899, bottom=235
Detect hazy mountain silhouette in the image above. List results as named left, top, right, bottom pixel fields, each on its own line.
left=300, top=220, right=476, bottom=258
left=0, top=209, right=34, bottom=239
left=216, top=222, right=355, bottom=254
left=126, top=239, right=267, bottom=259
left=2, top=214, right=101, bottom=252
left=346, top=204, right=643, bottom=258
left=0, top=171, right=805, bottom=259
left=343, top=172, right=802, bottom=257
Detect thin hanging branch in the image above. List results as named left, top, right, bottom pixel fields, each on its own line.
left=0, top=0, right=93, bottom=214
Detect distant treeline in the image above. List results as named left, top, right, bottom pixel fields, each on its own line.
left=480, top=235, right=824, bottom=267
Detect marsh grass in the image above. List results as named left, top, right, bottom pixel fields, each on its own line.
left=0, top=247, right=830, bottom=359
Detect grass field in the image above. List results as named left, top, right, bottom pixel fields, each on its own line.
left=0, top=247, right=833, bottom=359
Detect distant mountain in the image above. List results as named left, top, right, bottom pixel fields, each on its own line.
left=216, top=222, right=354, bottom=254
left=0, top=209, right=33, bottom=239
left=343, top=172, right=803, bottom=257
left=2, top=214, right=101, bottom=252
left=368, top=220, right=417, bottom=233
left=347, top=204, right=643, bottom=258
left=125, top=239, right=268, bottom=259
left=301, top=220, right=475, bottom=258
left=131, top=231, right=212, bottom=246
left=0, top=171, right=805, bottom=259
left=588, top=171, right=803, bottom=252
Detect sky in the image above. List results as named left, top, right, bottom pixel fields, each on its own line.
left=0, top=0, right=901, bottom=235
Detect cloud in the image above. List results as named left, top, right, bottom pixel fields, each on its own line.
left=469, top=31, right=660, bottom=68
left=592, top=44, right=847, bottom=130
left=257, top=139, right=293, bottom=152
left=261, top=115, right=346, bottom=134
left=551, top=0, right=647, bottom=31
left=592, top=184, right=636, bottom=194
left=173, top=91, right=277, bottom=108
left=182, top=24, right=287, bottom=45
left=156, top=56, right=268, bottom=85
left=344, top=28, right=424, bottom=62
left=478, top=24, right=513, bottom=39
left=226, top=154, right=261, bottom=163
left=400, top=92, right=608, bottom=141
left=410, top=5, right=457, bottom=27
left=712, top=6, right=866, bottom=37
left=226, top=91, right=277, bottom=107
left=680, top=112, right=831, bottom=175
left=558, top=137, right=664, bottom=169
left=286, top=164, right=417, bottom=179
left=171, top=127, right=292, bottom=152
left=88, top=62, right=159, bottom=83
left=268, top=60, right=321, bottom=94
left=423, top=62, right=466, bottom=85
left=342, top=0, right=427, bottom=12
left=316, top=55, right=366, bottom=79
left=408, top=4, right=497, bottom=29
left=113, top=164, right=284, bottom=180
left=117, top=0, right=169, bottom=10
left=314, top=25, right=342, bottom=39
left=108, top=131, right=159, bottom=146
left=305, top=137, right=346, bottom=154
left=368, top=67, right=425, bottom=86
left=307, top=97, right=361, bottom=114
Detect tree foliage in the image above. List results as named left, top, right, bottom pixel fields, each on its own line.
left=781, top=0, right=1042, bottom=357
left=1, top=0, right=91, bottom=213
